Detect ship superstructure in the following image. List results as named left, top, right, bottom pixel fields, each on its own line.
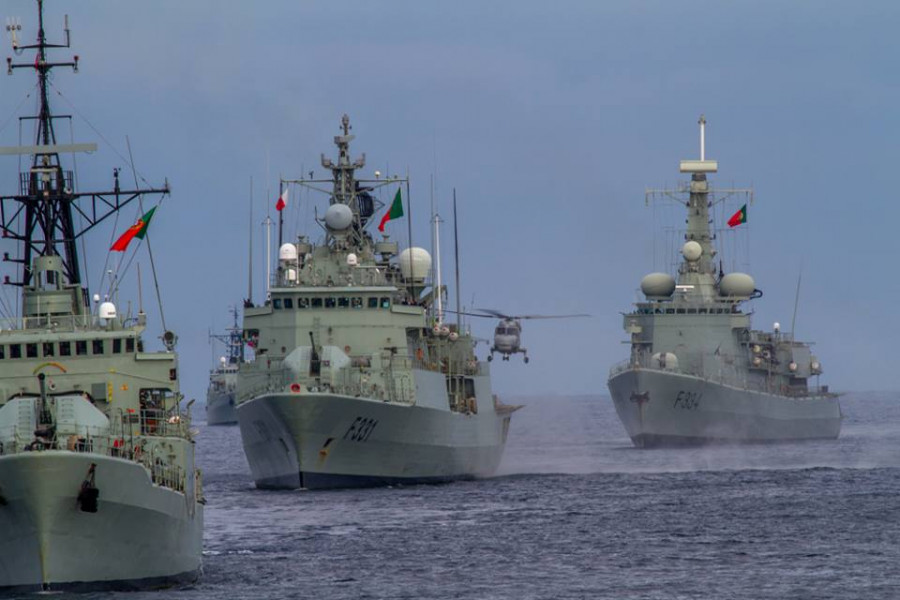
left=206, top=307, right=243, bottom=425
left=607, top=117, right=841, bottom=446
left=0, top=2, right=202, bottom=591
left=236, top=115, right=517, bottom=489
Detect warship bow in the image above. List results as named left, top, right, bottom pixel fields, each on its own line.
left=0, top=2, right=202, bottom=591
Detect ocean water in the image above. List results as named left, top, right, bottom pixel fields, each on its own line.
left=17, top=393, right=900, bottom=599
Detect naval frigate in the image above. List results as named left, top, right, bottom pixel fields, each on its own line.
left=206, top=308, right=243, bottom=425
left=607, top=117, right=841, bottom=447
left=236, top=115, right=517, bottom=489
left=0, top=2, right=202, bottom=591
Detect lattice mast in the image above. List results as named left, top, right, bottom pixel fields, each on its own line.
left=2, top=0, right=169, bottom=317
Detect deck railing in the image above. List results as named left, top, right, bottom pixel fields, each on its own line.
left=609, top=355, right=832, bottom=398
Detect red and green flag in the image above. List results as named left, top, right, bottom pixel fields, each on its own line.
left=727, top=204, right=747, bottom=228
left=110, top=207, right=157, bottom=252
left=378, top=188, right=404, bottom=232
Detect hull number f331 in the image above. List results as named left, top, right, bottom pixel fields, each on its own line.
left=344, top=417, right=378, bottom=442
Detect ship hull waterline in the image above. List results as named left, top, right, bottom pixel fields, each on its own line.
left=0, top=452, right=202, bottom=592
left=608, top=368, right=841, bottom=448
left=237, top=391, right=512, bottom=490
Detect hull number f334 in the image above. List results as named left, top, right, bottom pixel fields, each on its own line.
left=673, top=390, right=701, bottom=410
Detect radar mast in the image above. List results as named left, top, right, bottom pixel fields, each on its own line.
left=1, top=0, right=169, bottom=319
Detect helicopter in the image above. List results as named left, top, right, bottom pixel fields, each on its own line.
left=458, top=309, right=590, bottom=363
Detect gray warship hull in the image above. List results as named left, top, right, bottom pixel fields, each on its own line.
left=608, top=367, right=841, bottom=447
left=237, top=378, right=512, bottom=490
left=206, top=390, right=237, bottom=426
left=0, top=451, right=203, bottom=592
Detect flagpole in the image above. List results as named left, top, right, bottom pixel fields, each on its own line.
left=278, top=179, right=284, bottom=248
left=263, top=216, right=272, bottom=297
left=405, top=174, right=414, bottom=303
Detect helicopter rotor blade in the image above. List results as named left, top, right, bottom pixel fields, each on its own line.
left=472, top=308, right=510, bottom=319
left=516, top=313, right=591, bottom=320
left=444, top=309, right=506, bottom=319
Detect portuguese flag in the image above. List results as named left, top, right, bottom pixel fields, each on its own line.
left=110, top=207, right=157, bottom=252
left=378, top=188, right=404, bottom=232
left=727, top=204, right=747, bottom=228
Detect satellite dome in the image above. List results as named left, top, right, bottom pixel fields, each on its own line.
left=324, top=204, right=353, bottom=230
left=346, top=253, right=358, bottom=266
left=279, top=243, right=298, bottom=261
left=719, top=272, right=755, bottom=298
left=682, top=241, right=702, bottom=262
left=640, top=272, right=676, bottom=298
left=397, top=247, right=432, bottom=282
left=99, top=301, right=117, bottom=319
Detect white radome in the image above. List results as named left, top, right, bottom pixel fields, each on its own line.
left=99, top=301, right=116, bottom=319
left=398, top=247, right=432, bottom=282
left=719, top=272, right=755, bottom=297
left=682, top=241, right=702, bottom=261
left=279, top=243, right=298, bottom=261
left=325, top=204, right=353, bottom=230
left=640, top=272, right=676, bottom=298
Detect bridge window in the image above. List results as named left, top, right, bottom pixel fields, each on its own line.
left=92, top=340, right=104, bottom=355
left=113, top=339, right=122, bottom=354
left=337, top=297, right=350, bottom=309
left=297, top=297, right=309, bottom=309
left=324, top=297, right=336, bottom=309
left=380, top=297, right=391, bottom=309
left=126, top=338, right=135, bottom=353
left=311, top=297, right=323, bottom=308
left=76, top=340, right=88, bottom=355
left=284, top=298, right=294, bottom=309
left=26, top=343, right=38, bottom=358
left=10, top=344, right=21, bottom=359
left=59, top=341, right=71, bottom=356
left=351, top=297, right=363, bottom=309
left=273, top=299, right=282, bottom=309
left=43, top=342, right=54, bottom=357
left=368, top=297, right=379, bottom=309
left=0, top=346, right=4, bottom=359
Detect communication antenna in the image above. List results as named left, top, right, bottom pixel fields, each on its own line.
left=5, top=17, right=22, bottom=49
left=432, top=211, right=443, bottom=324
left=699, top=114, right=706, bottom=161
left=790, top=265, right=802, bottom=343
left=263, top=215, right=272, bottom=296
left=247, top=176, right=253, bottom=305
left=453, top=188, right=461, bottom=330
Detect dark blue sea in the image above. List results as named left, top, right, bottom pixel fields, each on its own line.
left=17, top=393, right=900, bottom=599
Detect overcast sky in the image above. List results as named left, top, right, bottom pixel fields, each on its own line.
left=1, top=1, right=898, bottom=403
